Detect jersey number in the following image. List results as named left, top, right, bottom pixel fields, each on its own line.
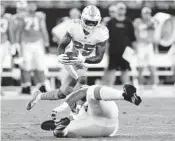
left=73, top=40, right=95, bottom=56
left=24, top=17, right=39, bottom=31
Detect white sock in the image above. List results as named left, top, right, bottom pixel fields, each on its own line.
left=99, top=86, right=124, bottom=100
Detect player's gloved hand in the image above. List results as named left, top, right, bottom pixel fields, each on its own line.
left=51, top=102, right=71, bottom=120
left=69, top=56, right=86, bottom=64
left=57, top=54, right=70, bottom=64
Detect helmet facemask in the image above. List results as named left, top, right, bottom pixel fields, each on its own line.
left=82, top=18, right=100, bottom=33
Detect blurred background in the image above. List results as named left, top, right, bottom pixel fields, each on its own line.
left=1, top=0, right=175, bottom=96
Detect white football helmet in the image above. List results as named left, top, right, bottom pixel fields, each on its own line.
left=16, top=0, right=28, bottom=9
left=81, top=5, right=101, bottom=33
left=16, top=0, right=28, bottom=13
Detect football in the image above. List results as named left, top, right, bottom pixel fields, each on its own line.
left=65, top=51, right=77, bottom=60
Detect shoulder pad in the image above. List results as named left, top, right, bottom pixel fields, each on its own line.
left=67, top=19, right=81, bottom=35
left=97, top=25, right=109, bottom=42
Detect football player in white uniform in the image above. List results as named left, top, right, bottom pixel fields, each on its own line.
left=134, top=7, right=157, bottom=86
left=15, top=1, right=50, bottom=94
left=26, top=5, right=109, bottom=110
left=0, top=4, right=12, bottom=95
left=43, top=84, right=141, bottom=138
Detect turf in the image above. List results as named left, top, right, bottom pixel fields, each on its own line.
left=1, top=96, right=175, bottom=141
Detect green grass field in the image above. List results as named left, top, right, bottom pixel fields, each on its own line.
left=1, top=86, right=175, bottom=141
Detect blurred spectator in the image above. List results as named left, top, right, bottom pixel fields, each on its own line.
left=172, top=44, right=175, bottom=86
left=101, top=3, right=136, bottom=85
left=69, top=8, right=81, bottom=19
left=133, top=7, right=157, bottom=86
left=108, top=4, right=117, bottom=18
left=101, top=5, right=116, bottom=26
left=168, top=43, right=175, bottom=86
left=0, top=4, right=11, bottom=95
left=52, top=8, right=81, bottom=45
left=101, top=17, right=110, bottom=26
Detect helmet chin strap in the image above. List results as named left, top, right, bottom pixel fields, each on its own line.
left=83, top=25, right=95, bottom=35
left=83, top=29, right=90, bottom=35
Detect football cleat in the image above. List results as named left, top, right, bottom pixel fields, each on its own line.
left=39, top=85, right=47, bottom=93
left=122, top=84, right=142, bottom=106
left=53, top=117, right=70, bottom=138
left=26, top=90, right=42, bottom=110
left=55, top=117, right=70, bottom=130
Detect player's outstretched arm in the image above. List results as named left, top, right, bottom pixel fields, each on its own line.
left=85, top=40, right=107, bottom=64
left=57, top=32, right=72, bottom=55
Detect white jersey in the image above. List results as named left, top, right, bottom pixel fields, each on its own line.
left=67, top=19, right=109, bottom=57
